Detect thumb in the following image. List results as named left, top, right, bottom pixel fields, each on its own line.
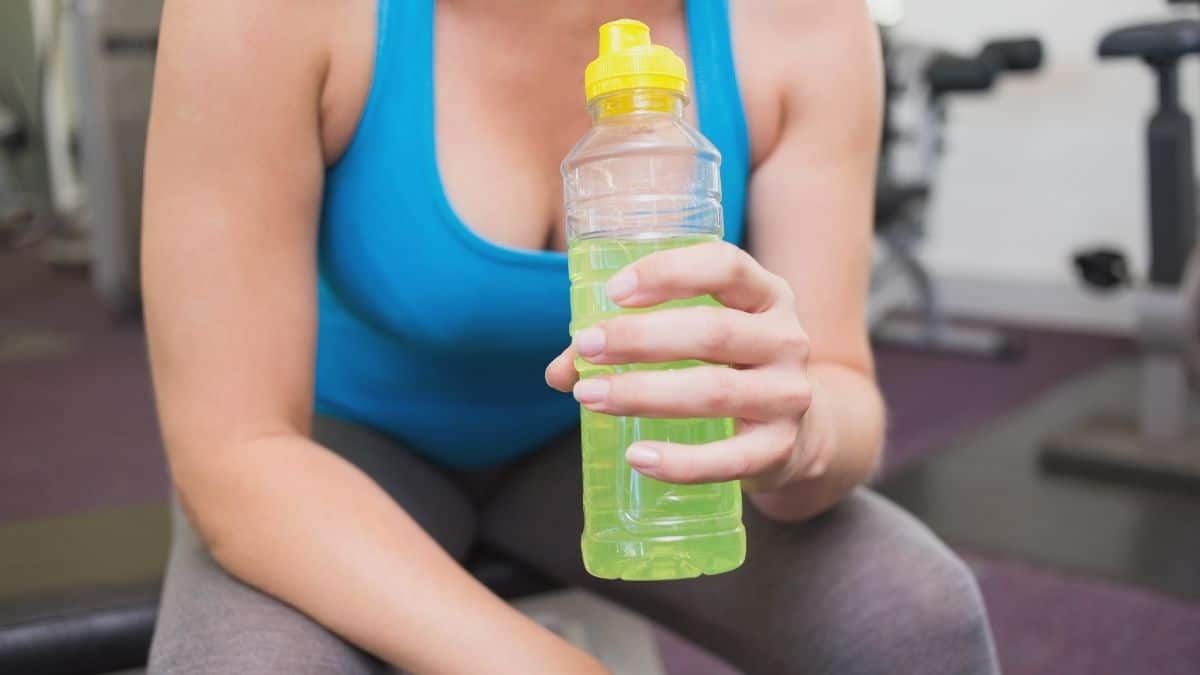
left=545, top=347, right=580, bottom=392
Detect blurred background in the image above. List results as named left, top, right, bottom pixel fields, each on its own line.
left=1, top=1, right=1198, bottom=674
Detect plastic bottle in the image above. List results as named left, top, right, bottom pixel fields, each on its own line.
left=562, top=19, right=746, bottom=581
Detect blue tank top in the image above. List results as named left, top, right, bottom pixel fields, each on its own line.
left=315, top=0, right=750, bottom=469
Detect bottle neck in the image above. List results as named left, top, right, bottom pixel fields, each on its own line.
left=588, top=89, right=686, bottom=122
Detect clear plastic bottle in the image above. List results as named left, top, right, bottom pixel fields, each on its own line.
left=562, top=19, right=746, bottom=581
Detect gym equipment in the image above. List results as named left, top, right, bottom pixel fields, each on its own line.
left=1042, top=16, right=1200, bottom=493
left=0, top=102, right=32, bottom=246
left=882, top=358, right=1200, bottom=601
left=0, top=10, right=45, bottom=251
left=71, top=0, right=161, bottom=317
left=872, top=33, right=1043, bottom=359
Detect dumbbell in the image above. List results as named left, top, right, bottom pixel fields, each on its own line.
left=927, top=37, right=1044, bottom=96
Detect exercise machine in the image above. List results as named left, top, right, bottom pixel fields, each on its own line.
left=0, top=101, right=32, bottom=247
left=71, top=0, right=161, bottom=317
left=872, top=32, right=1043, bottom=359
left=1042, top=11, right=1200, bottom=492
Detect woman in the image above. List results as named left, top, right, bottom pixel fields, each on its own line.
left=142, top=1, right=998, bottom=673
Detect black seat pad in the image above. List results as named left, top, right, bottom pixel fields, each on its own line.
left=1100, top=20, right=1200, bottom=61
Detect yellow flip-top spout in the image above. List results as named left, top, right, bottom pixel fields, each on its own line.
left=584, top=19, right=688, bottom=102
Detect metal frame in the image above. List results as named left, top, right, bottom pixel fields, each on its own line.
left=70, top=0, right=160, bottom=317
left=1041, top=19, right=1200, bottom=492
left=871, top=37, right=1022, bottom=359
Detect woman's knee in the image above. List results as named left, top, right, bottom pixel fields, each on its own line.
left=617, top=491, right=997, bottom=675
left=820, top=495, right=998, bottom=674
left=883, top=552, right=996, bottom=674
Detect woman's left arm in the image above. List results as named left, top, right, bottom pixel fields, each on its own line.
left=738, top=0, right=886, bottom=520
left=547, top=1, right=885, bottom=522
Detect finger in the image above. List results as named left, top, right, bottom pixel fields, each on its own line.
left=572, top=307, right=807, bottom=367
left=605, top=241, right=792, bottom=313
left=572, top=366, right=812, bottom=422
left=545, top=347, right=580, bottom=392
left=624, top=422, right=797, bottom=485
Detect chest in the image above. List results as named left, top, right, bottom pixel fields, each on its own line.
left=320, top=1, right=770, bottom=351
left=432, top=7, right=696, bottom=254
left=325, top=3, right=780, bottom=253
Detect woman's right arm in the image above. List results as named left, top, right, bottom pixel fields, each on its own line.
left=142, top=4, right=603, bottom=673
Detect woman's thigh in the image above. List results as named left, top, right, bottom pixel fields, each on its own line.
left=148, top=415, right=477, bottom=674
left=480, top=436, right=999, bottom=675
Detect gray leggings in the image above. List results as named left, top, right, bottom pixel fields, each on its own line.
left=149, top=416, right=999, bottom=674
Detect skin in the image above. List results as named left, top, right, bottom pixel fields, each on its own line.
left=142, top=0, right=883, bottom=672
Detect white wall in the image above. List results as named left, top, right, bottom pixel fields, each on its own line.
left=891, top=0, right=1200, bottom=332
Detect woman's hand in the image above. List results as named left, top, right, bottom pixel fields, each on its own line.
left=546, top=241, right=832, bottom=493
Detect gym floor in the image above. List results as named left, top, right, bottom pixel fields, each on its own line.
left=3, top=247, right=1199, bottom=674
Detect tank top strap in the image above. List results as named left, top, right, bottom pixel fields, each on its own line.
left=686, top=0, right=751, bottom=246
left=374, top=0, right=432, bottom=98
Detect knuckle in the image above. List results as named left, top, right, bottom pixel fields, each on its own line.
left=671, top=452, right=703, bottom=483
left=780, top=380, right=813, bottom=414
left=779, top=423, right=801, bottom=454
left=630, top=254, right=663, bottom=287
left=703, top=369, right=738, bottom=409
left=759, top=430, right=799, bottom=481
left=605, top=317, right=639, bottom=355
left=698, top=314, right=734, bottom=354
left=726, top=450, right=752, bottom=479
left=759, top=448, right=790, bottom=478
left=603, top=375, right=633, bottom=408
left=779, top=324, right=811, bottom=360
left=703, top=386, right=733, bottom=411
left=774, top=277, right=797, bottom=307
left=724, top=245, right=751, bottom=282
left=640, top=254, right=664, bottom=281
left=656, top=250, right=688, bottom=283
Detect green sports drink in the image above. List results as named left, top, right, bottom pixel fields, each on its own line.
left=561, top=20, right=746, bottom=581
left=568, top=236, right=746, bottom=580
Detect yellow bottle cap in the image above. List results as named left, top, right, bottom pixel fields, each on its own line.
left=585, top=19, right=688, bottom=102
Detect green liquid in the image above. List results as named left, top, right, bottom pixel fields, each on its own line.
left=568, top=234, right=746, bottom=581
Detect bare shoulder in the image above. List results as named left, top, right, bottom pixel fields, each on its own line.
left=731, top=0, right=877, bottom=71
left=730, top=0, right=880, bottom=165
left=155, top=0, right=373, bottom=162
left=157, top=1, right=332, bottom=86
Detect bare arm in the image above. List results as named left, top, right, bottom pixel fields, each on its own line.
left=142, top=3, right=603, bottom=672
left=745, top=0, right=886, bottom=520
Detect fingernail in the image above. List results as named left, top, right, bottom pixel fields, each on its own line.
left=573, top=327, right=606, bottom=357
left=545, top=356, right=567, bottom=390
left=606, top=270, right=637, bottom=301
left=573, top=379, right=610, bottom=404
left=626, top=444, right=662, bottom=468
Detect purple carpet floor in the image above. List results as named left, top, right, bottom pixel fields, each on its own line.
left=2, top=248, right=1196, bottom=674
left=1, top=250, right=166, bottom=520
